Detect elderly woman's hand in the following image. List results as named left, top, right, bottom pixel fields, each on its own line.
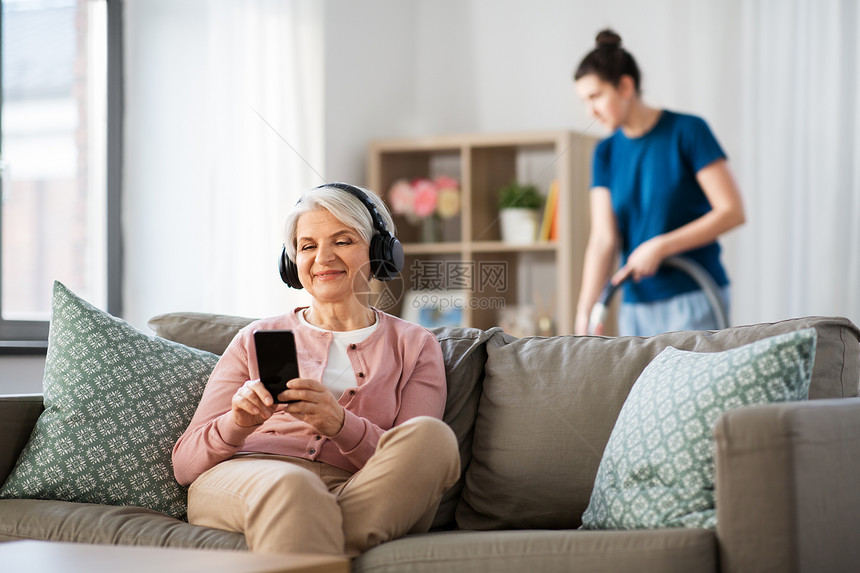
left=280, top=379, right=346, bottom=437
left=230, top=379, right=277, bottom=427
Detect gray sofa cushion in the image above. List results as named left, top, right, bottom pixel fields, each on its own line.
left=354, top=528, right=716, bottom=573
left=429, top=327, right=495, bottom=529
left=456, top=317, right=860, bottom=531
left=147, top=312, right=255, bottom=355
left=0, top=499, right=246, bottom=550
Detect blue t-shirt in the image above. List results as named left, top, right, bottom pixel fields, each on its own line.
left=592, top=110, right=729, bottom=303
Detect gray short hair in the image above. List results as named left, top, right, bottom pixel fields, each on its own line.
left=283, top=185, right=396, bottom=263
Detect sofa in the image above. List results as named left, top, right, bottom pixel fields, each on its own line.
left=2, top=308, right=859, bottom=573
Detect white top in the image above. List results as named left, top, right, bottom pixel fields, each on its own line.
left=299, top=309, right=379, bottom=396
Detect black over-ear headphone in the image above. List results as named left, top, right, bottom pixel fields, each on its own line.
left=279, top=182, right=404, bottom=289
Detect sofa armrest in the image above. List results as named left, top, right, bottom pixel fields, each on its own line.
left=714, top=397, right=860, bottom=573
left=0, top=394, right=44, bottom=485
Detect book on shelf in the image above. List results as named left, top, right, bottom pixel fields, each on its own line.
left=539, top=180, right=559, bottom=241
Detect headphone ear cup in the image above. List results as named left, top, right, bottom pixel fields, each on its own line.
left=369, top=232, right=404, bottom=281
left=387, top=235, right=404, bottom=277
left=368, top=235, right=384, bottom=280
left=279, top=246, right=303, bottom=289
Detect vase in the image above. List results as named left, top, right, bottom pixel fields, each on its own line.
left=499, top=208, right=540, bottom=244
left=420, top=217, right=441, bottom=243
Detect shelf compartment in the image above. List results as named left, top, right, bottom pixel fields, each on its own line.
left=367, top=130, right=596, bottom=334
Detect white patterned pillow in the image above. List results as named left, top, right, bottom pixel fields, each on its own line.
left=581, top=328, right=817, bottom=530
left=0, top=282, right=218, bottom=519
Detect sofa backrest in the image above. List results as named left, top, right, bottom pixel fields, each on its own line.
left=148, top=312, right=255, bottom=355
left=454, top=316, right=860, bottom=531
left=0, top=395, right=45, bottom=486
left=427, top=326, right=495, bottom=529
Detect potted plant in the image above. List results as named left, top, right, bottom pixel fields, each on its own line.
left=497, top=182, right=542, bottom=244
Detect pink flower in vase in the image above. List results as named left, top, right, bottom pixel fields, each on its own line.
left=387, top=179, right=415, bottom=216
left=411, top=178, right=439, bottom=218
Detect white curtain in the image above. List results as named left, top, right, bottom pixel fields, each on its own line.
left=123, top=0, right=322, bottom=329
left=200, top=0, right=322, bottom=317
left=733, top=0, right=860, bottom=326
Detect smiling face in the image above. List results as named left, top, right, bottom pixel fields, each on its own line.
left=575, top=73, right=634, bottom=131
left=294, top=208, right=371, bottom=304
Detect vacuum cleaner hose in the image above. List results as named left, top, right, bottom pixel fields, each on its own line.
left=587, top=255, right=729, bottom=335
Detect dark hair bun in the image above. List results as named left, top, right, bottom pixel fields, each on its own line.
left=574, top=28, right=640, bottom=91
left=595, top=29, right=622, bottom=49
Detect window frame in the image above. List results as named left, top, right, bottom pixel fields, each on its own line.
left=0, top=0, right=123, bottom=354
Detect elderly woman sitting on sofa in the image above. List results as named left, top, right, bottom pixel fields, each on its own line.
left=172, top=183, right=460, bottom=557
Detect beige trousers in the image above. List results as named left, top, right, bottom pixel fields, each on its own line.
left=187, top=416, right=460, bottom=557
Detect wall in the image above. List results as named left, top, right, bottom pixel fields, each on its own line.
left=322, top=1, right=420, bottom=182
left=324, top=0, right=745, bottom=152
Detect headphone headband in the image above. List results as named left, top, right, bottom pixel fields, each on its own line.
left=313, top=182, right=390, bottom=236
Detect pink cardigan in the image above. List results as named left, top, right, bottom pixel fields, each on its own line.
left=172, top=308, right=446, bottom=486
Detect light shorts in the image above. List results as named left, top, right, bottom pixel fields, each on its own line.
left=618, top=286, right=731, bottom=337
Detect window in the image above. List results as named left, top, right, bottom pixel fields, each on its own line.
left=0, top=0, right=121, bottom=350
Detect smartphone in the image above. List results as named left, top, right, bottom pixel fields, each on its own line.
left=253, top=329, right=300, bottom=404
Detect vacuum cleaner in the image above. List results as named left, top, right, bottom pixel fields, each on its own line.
left=587, top=255, right=729, bottom=335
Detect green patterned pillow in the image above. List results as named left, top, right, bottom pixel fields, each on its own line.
left=0, top=282, right=218, bottom=519
left=581, top=328, right=817, bottom=530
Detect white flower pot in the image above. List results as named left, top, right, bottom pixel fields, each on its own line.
left=499, top=208, right=540, bottom=244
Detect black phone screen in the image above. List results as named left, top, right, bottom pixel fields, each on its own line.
left=253, top=329, right=299, bottom=403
